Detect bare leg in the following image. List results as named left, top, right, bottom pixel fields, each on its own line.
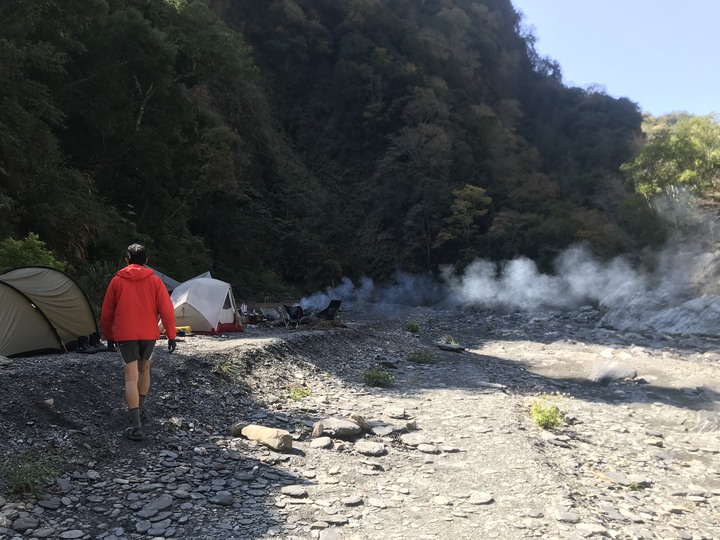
left=123, top=361, right=140, bottom=409
left=123, top=360, right=143, bottom=436
left=138, top=359, right=151, bottom=411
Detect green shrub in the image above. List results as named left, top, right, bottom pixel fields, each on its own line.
left=408, top=350, right=434, bottom=364
left=360, top=368, right=394, bottom=387
left=529, top=394, right=565, bottom=430
left=404, top=321, right=420, bottom=333
left=288, top=385, right=311, bottom=400
left=213, top=358, right=244, bottom=380
left=0, top=233, right=64, bottom=272
left=1, top=454, right=56, bottom=494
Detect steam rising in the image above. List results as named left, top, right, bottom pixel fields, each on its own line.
left=301, top=244, right=650, bottom=312
left=444, top=245, right=647, bottom=311
left=297, top=198, right=720, bottom=336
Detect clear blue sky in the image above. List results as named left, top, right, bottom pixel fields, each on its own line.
left=510, top=0, right=719, bottom=117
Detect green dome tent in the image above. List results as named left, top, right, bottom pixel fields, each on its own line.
left=0, top=266, right=98, bottom=357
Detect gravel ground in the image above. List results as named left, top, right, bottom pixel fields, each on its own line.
left=1, top=305, right=719, bottom=539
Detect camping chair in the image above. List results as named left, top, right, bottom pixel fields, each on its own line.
left=282, top=304, right=304, bottom=327
left=316, top=299, right=341, bottom=320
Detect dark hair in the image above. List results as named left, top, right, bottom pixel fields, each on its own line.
left=126, top=243, right=147, bottom=265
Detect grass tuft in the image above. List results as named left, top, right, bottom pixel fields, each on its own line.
left=360, top=368, right=394, bottom=387
left=288, top=385, right=311, bottom=401
left=404, top=321, right=420, bottom=333
left=1, top=453, right=56, bottom=494
left=408, top=350, right=434, bottom=364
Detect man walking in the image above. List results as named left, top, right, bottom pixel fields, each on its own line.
left=101, top=244, right=177, bottom=441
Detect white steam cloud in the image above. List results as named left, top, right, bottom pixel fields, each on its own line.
left=443, top=245, right=647, bottom=311
left=299, top=244, right=654, bottom=313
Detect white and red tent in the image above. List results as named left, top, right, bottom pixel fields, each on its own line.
left=165, top=277, right=243, bottom=335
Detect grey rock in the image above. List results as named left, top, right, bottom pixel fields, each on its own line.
left=416, top=443, right=440, bottom=454
left=12, top=516, right=39, bottom=532
left=281, top=485, right=308, bottom=498
left=135, top=520, right=152, bottom=533
left=59, top=530, right=84, bottom=539
left=142, top=494, right=174, bottom=513
left=310, top=436, right=333, bottom=449
left=468, top=492, right=494, bottom=505
left=355, top=441, right=386, bottom=456
left=319, top=418, right=363, bottom=438
left=588, top=360, right=636, bottom=383
left=38, top=497, right=62, bottom=510
left=399, top=432, right=431, bottom=447
left=209, top=491, right=234, bottom=506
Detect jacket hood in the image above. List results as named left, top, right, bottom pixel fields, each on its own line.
left=115, top=264, right=154, bottom=281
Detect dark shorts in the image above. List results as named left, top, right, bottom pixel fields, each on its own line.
left=117, top=340, right=156, bottom=364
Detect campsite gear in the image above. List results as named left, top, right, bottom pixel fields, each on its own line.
left=165, top=277, right=243, bottom=335
left=88, top=332, right=106, bottom=351
left=0, top=266, right=98, bottom=357
left=175, top=325, right=192, bottom=335
left=317, top=299, right=342, bottom=320
left=281, top=304, right=304, bottom=327
left=76, top=335, right=95, bottom=354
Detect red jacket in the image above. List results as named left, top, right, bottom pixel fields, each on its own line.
left=100, top=265, right=177, bottom=342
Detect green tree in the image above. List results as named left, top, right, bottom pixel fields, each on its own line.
left=622, top=115, right=720, bottom=202
left=435, top=184, right=492, bottom=250
left=0, top=233, right=65, bottom=271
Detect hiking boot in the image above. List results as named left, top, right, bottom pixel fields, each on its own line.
left=124, top=427, right=144, bottom=441
left=88, top=332, right=105, bottom=351
left=76, top=335, right=94, bottom=354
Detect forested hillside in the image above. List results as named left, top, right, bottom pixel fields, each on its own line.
left=0, top=0, right=661, bottom=298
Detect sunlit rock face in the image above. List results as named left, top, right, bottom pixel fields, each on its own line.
left=599, top=295, right=720, bottom=337
left=598, top=245, right=720, bottom=338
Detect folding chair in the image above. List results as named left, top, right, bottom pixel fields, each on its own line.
left=316, top=299, right=342, bottom=320
left=282, top=304, right=304, bottom=327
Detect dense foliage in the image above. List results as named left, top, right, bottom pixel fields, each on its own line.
left=0, top=0, right=660, bottom=297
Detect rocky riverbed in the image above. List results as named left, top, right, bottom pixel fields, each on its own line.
left=1, top=305, right=719, bottom=540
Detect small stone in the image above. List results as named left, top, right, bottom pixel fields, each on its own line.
left=310, top=436, right=333, bottom=449
left=209, top=491, right=234, bottom=506
left=281, top=485, right=308, bottom=498
left=384, top=407, right=406, bottom=419
left=355, top=441, right=386, bottom=456
left=59, top=530, right=85, bottom=539
left=341, top=496, right=363, bottom=506
left=38, top=497, right=62, bottom=510
left=12, top=517, right=39, bottom=532
left=469, top=492, right=494, bottom=505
